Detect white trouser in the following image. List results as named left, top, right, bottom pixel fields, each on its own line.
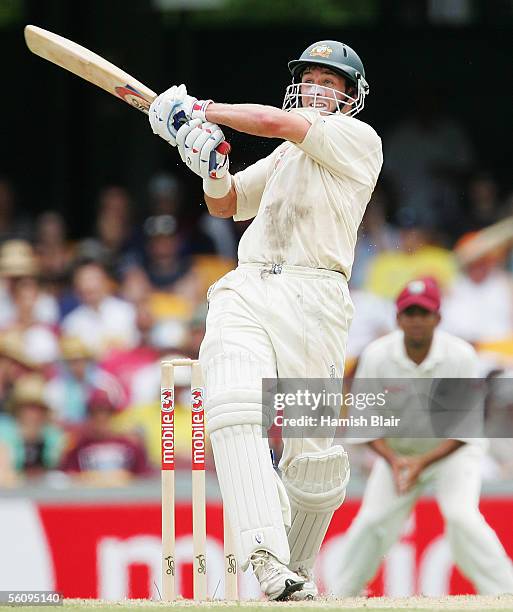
left=200, top=264, right=354, bottom=568
left=335, top=444, right=513, bottom=596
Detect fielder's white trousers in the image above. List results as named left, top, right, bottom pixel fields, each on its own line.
left=335, top=444, right=513, bottom=596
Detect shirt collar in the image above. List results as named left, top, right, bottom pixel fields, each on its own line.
left=392, top=329, right=444, bottom=372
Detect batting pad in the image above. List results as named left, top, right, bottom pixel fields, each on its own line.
left=210, top=422, right=290, bottom=570
left=283, top=446, right=349, bottom=571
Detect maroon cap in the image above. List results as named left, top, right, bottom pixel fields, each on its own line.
left=396, top=277, right=441, bottom=314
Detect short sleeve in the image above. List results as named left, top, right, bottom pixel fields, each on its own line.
left=291, top=109, right=383, bottom=187
left=233, top=154, right=274, bottom=222
left=354, top=347, right=378, bottom=379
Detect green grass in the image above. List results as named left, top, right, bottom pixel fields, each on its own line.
left=1, top=596, right=512, bottom=612
left=0, top=605, right=511, bottom=612
left=0, top=608, right=504, bottom=612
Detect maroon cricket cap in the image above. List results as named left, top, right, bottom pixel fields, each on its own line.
left=396, top=277, right=441, bottom=314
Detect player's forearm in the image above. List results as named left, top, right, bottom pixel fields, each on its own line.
left=367, top=439, right=397, bottom=465
left=206, top=103, right=309, bottom=143
left=203, top=179, right=237, bottom=218
left=418, top=440, right=465, bottom=469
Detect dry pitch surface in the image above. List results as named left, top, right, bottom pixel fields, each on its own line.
left=1, top=596, right=512, bottom=612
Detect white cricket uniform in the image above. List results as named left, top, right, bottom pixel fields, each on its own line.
left=200, top=109, right=383, bottom=570
left=335, top=329, right=513, bottom=596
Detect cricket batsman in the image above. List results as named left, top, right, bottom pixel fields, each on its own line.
left=335, top=278, right=513, bottom=596
left=148, top=40, right=383, bottom=600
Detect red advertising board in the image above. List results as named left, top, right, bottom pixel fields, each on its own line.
left=0, top=498, right=511, bottom=599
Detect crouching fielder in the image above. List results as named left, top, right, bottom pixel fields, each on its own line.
left=149, top=40, right=383, bottom=600
left=336, top=278, right=513, bottom=596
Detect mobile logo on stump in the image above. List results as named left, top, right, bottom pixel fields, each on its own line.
left=161, top=388, right=175, bottom=470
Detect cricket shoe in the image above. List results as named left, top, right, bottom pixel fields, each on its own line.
left=250, top=550, right=305, bottom=601
left=289, top=566, right=318, bottom=601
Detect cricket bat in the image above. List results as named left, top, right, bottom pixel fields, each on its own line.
left=24, top=25, right=230, bottom=154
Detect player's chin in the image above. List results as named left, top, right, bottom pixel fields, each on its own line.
left=408, top=331, right=431, bottom=344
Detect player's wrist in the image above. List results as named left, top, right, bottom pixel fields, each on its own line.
left=416, top=454, right=432, bottom=469
left=203, top=173, right=231, bottom=199
left=387, top=452, right=401, bottom=467
left=191, top=99, right=213, bottom=122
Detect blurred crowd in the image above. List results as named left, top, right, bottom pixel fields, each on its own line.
left=0, top=173, right=240, bottom=487
left=1, top=98, right=513, bottom=487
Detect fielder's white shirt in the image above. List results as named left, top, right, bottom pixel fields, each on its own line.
left=354, top=328, right=486, bottom=455
left=233, top=109, right=383, bottom=278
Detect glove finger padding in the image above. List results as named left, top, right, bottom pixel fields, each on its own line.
left=199, top=124, right=229, bottom=179
left=185, top=126, right=212, bottom=176
left=176, top=118, right=202, bottom=163
left=177, top=121, right=229, bottom=180
left=182, top=126, right=201, bottom=174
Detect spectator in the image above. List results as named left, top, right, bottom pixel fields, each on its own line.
left=0, top=374, right=64, bottom=484
left=462, top=172, right=503, bottom=234
left=345, top=289, right=396, bottom=375
left=147, top=172, right=218, bottom=257
left=199, top=213, right=238, bottom=260
left=0, top=331, right=36, bottom=413
left=441, top=233, right=513, bottom=371
left=34, top=215, right=78, bottom=321
left=99, top=298, right=181, bottom=407
left=61, top=260, right=138, bottom=356
left=364, top=222, right=457, bottom=299
left=60, top=388, right=152, bottom=485
left=383, top=84, right=474, bottom=229
left=181, top=302, right=208, bottom=359
left=33, top=211, right=75, bottom=311
left=0, top=328, right=57, bottom=412
left=78, top=186, right=142, bottom=278
left=45, top=336, right=126, bottom=426
left=0, top=270, right=60, bottom=372
left=119, top=265, right=153, bottom=305
left=350, top=185, right=399, bottom=289
left=147, top=172, right=182, bottom=217
left=0, top=177, right=31, bottom=243
left=0, top=240, right=59, bottom=328
left=113, top=360, right=198, bottom=468
left=502, top=193, right=513, bottom=275
left=139, top=214, right=201, bottom=302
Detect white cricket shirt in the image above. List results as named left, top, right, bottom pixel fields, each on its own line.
left=354, top=328, right=486, bottom=454
left=233, top=108, right=383, bottom=278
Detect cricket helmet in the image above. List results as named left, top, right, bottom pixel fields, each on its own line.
left=283, top=40, right=369, bottom=117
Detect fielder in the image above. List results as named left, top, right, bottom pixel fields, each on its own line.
left=335, top=278, right=513, bottom=596
left=149, top=40, right=382, bottom=600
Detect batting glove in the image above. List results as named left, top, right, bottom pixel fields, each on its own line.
left=148, top=84, right=212, bottom=147
left=176, top=119, right=229, bottom=180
